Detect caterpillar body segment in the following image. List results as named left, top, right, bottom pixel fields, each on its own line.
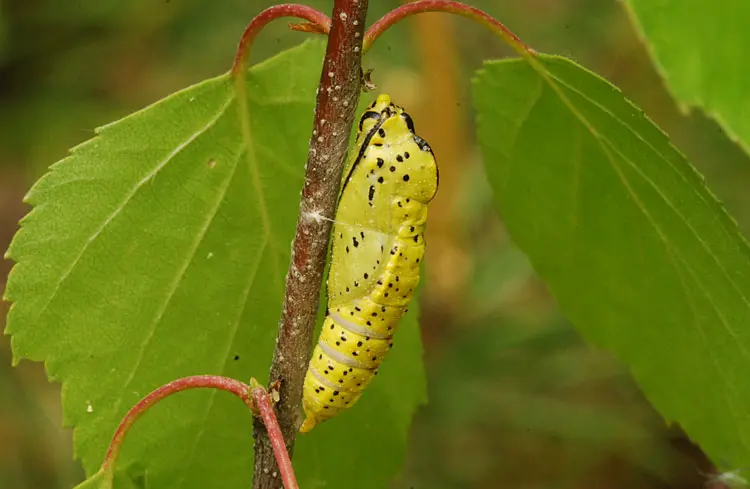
left=300, top=94, right=438, bottom=433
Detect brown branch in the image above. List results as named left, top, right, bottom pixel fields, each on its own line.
left=251, top=1, right=369, bottom=488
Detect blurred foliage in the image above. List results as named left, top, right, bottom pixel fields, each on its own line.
left=1, top=0, right=747, bottom=488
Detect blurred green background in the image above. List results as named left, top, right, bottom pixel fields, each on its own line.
left=2, top=0, right=748, bottom=488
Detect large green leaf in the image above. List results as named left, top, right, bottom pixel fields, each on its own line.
left=4, top=39, right=425, bottom=489
left=622, top=0, right=750, bottom=154
left=473, top=55, right=750, bottom=469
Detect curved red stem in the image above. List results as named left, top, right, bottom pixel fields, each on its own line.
left=364, top=0, right=534, bottom=56
left=251, top=387, right=299, bottom=489
left=232, top=4, right=331, bottom=76
left=100, top=376, right=252, bottom=476
left=289, top=21, right=330, bottom=34
left=96, top=376, right=300, bottom=489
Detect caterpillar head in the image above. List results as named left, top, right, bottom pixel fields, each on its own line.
left=355, top=94, right=439, bottom=204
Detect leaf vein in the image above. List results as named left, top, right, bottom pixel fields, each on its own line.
left=602, top=139, right=750, bottom=313
left=29, top=94, right=235, bottom=327
left=601, top=141, right=750, bottom=433
left=529, top=62, right=750, bottom=316
left=236, top=91, right=283, bottom=290
left=112, top=103, right=242, bottom=422
left=173, top=237, right=268, bottom=488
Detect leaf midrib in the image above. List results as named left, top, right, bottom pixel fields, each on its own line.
left=172, top=237, right=268, bottom=488
left=496, top=57, right=750, bottom=456
left=113, top=95, right=242, bottom=423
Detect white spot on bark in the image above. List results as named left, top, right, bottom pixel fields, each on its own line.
left=353, top=20, right=359, bottom=26
left=317, top=136, right=324, bottom=143
left=305, top=210, right=324, bottom=224
left=328, top=71, right=334, bottom=78
left=354, top=46, right=360, bottom=53
left=355, top=32, right=360, bottom=37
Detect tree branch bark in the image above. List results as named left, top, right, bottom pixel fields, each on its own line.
left=252, top=1, right=369, bottom=487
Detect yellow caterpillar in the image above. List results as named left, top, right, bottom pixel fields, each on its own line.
left=300, top=94, right=439, bottom=433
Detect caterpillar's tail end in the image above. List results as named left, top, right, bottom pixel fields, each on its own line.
left=299, top=415, right=317, bottom=433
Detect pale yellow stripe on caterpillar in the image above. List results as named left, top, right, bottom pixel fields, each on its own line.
left=300, top=93, right=438, bottom=433
left=300, top=303, right=401, bottom=432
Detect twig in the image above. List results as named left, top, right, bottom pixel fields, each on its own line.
left=363, top=0, right=534, bottom=56
left=251, top=0, right=369, bottom=487
left=251, top=387, right=299, bottom=489
left=231, top=4, right=331, bottom=76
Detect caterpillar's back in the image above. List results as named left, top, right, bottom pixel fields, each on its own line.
left=300, top=94, right=438, bottom=433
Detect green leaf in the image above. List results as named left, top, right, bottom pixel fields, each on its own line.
left=4, top=39, right=425, bottom=489
left=472, top=55, right=750, bottom=470
left=622, top=0, right=750, bottom=154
